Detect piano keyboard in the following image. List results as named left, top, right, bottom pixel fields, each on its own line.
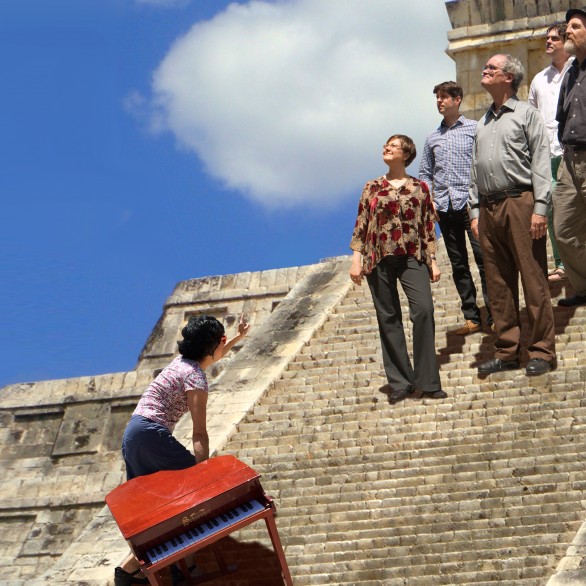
left=145, top=499, right=266, bottom=565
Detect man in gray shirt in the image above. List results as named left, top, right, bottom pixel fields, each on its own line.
left=469, top=54, right=556, bottom=377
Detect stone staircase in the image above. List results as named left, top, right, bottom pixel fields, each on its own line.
left=196, top=268, right=586, bottom=585
left=2, top=251, right=585, bottom=585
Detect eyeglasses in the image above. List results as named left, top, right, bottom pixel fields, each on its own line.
left=482, top=64, right=502, bottom=71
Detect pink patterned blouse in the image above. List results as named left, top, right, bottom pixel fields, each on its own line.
left=349, top=176, right=437, bottom=275
left=133, top=356, right=208, bottom=432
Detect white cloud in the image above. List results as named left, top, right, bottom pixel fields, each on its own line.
left=146, top=0, right=455, bottom=208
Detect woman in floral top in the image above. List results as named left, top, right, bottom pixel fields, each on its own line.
left=350, top=134, right=445, bottom=403
left=115, top=314, right=249, bottom=586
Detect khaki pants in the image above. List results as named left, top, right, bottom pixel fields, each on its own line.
left=553, top=150, right=586, bottom=296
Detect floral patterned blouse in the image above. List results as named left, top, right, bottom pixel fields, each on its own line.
left=133, top=356, right=208, bottom=432
left=350, top=175, right=436, bottom=275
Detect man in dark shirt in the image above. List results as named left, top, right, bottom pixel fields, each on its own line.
left=555, top=7, right=586, bottom=307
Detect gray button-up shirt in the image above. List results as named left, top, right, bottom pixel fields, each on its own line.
left=469, top=95, right=552, bottom=219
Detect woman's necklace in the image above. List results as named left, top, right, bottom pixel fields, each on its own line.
left=386, top=176, right=409, bottom=190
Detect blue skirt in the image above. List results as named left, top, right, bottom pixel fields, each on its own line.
left=122, top=415, right=197, bottom=480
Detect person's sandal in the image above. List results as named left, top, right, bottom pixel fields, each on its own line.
left=548, top=267, right=566, bottom=282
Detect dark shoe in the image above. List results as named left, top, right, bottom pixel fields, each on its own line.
left=379, top=384, right=411, bottom=403
left=389, top=388, right=411, bottom=404
left=525, top=358, right=553, bottom=376
left=558, top=294, right=586, bottom=307
left=115, top=567, right=148, bottom=586
left=421, top=389, right=447, bottom=399
left=478, top=358, right=520, bottom=375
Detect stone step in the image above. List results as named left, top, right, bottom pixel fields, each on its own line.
left=233, top=416, right=585, bottom=446
left=209, top=252, right=586, bottom=584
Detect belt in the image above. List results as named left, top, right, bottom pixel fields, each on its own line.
left=480, top=186, right=532, bottom=204
left=564, top=144, right=586, bottom=153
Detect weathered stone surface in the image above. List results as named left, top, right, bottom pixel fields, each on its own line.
left=52, top=403, right=110, bottom=456
left=446, top=0, right=571, bottom=121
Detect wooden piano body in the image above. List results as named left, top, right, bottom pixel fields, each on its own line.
left=105, top=455, right=292, bottom=585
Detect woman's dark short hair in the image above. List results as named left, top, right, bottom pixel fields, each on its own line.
left=177, top=315, right=225, bottom=361
left=386, top=134, right=417, bottom=166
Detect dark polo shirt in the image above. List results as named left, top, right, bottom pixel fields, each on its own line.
left=557, top=57, right=586, bottom=147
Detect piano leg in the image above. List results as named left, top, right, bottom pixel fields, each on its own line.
left=170, top=545, right=236, bottom=585
left=178, top=558, right=192, bottom=579
left=263, top=513, right=293, bottom=586
left=211, top=542, right=230, bottom=574
left=144, top=566, right=172, bottom=586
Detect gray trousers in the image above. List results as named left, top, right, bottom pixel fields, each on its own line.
left=366, top=256, right=441, bottom=394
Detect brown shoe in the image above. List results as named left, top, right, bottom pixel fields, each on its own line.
left=453, top=320, right=482, bottom=335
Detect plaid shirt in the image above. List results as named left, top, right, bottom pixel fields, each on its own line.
left=419, top=115, right=476, bottom=213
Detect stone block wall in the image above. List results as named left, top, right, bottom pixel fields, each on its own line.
left=137, top=265, right=313, bottom=372
left=445, top=0, right=572, bottom=120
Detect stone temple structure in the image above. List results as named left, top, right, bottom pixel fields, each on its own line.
left=446, top=0, right=574, bottom=119
left=2, top=2, right=586, bottom=585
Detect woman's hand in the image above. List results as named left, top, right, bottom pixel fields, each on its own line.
left=429, top=260, right=441, bottom=283
left=221, top=315, right=250, bottom=357
left=350, top=251, right=364, bottom=286
left=237, top=314, right=250, bottom=337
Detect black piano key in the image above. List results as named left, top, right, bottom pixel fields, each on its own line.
left=177, top=535, right=184, bottom=544
left=227, top=511, right=234, bottom=519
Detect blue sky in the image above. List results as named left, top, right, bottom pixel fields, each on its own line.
left=0, top=0, right=454, bottom=387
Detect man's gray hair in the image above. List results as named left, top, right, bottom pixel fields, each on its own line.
left=501, top=54, right=524, bottom=91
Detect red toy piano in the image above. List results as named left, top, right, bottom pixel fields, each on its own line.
left=105, top=455, right=293, bottom=585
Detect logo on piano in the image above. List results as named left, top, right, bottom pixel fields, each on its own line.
left=182, top=509, right=207, bottom=527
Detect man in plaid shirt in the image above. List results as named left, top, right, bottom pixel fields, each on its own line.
left=419, top=81, right=492, bottom=334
